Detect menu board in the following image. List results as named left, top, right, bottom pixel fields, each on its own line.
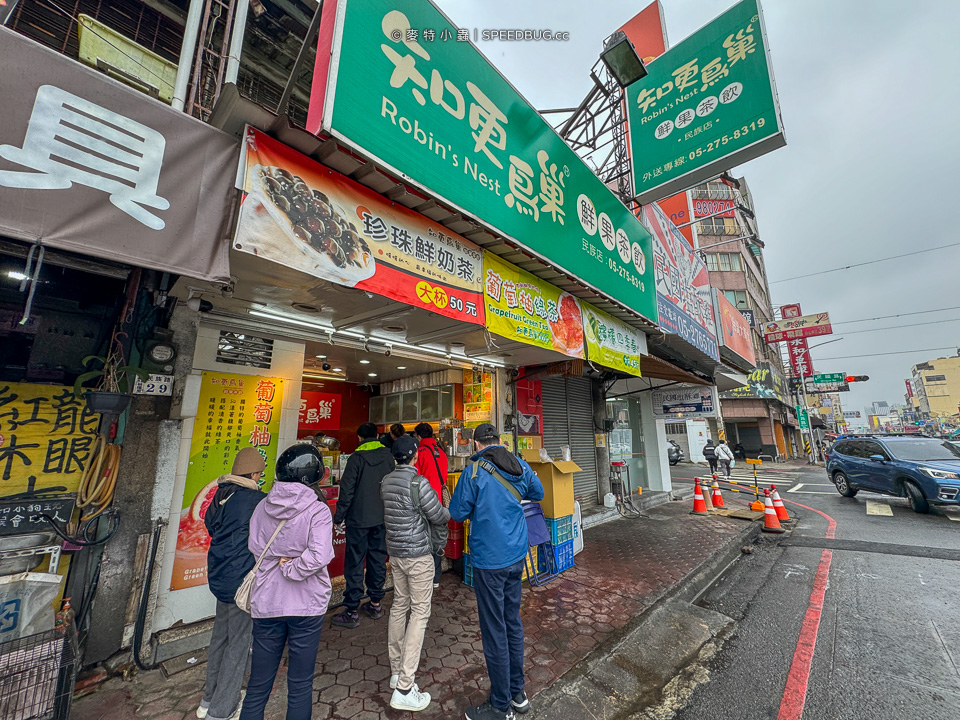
left=483, top=252, right=584, bottom=358
left=462, top=370, right=492, bottom=427
left=171, top=372, right=283, bottom=590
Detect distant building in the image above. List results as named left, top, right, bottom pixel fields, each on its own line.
left=910, top=354, right=960, bottom=419
left=697, top=177, right=799, bottom=459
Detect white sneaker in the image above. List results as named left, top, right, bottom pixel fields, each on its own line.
left=390, top=674, right=399, bottom=689
left=196, top=706, right=208, bottom=720
left=390, top=685, right=431, bottom=711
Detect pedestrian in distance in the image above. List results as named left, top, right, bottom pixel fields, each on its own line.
left=198, top=448, right=267, bottom=720
left=381, top=435, right=451, bottom=712
left=414, top=421, right=450, bottom=587
left=716, top=440, right=735, bottom=477
left=449, top=423, right=545, bottom=720
left=702, top=439, right=718, bottom=475
left=331, top=423, right=395, bottom=628
left=379, top=422, right=406, bottom=452
left=240, top=444, right=334, bottom=720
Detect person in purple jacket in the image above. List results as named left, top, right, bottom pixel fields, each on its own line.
left=239, top=444, right=334, bottom=720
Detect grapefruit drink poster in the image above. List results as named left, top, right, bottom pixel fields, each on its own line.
left=171, top=372, right=283, bottom=590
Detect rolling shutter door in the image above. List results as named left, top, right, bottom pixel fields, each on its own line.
left=541, top=377, right=599, bottom=505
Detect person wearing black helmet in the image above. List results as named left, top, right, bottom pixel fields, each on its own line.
left=239, top=444, right=334, bottom=720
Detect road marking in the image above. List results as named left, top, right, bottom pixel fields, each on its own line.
left=786, top=483, right=838, bottom=495
left=776, top=501, right=837, bottom=720
left=865, top=500, right=893, bottom=516
left=943, top=510, right=960, bottom=522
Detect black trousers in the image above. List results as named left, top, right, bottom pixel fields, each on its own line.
left=707, top=459, right=718, bottom=474
left=343, top=524, right=388, bottom=610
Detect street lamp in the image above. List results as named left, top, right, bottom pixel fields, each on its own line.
left=599, top=31, right=647, bottom=88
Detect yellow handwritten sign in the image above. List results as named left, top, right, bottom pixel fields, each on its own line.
left=0, top=382, right=100, bottom=495
left=745, top=458, right=763, bottom=465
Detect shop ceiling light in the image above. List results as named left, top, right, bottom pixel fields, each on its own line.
left=248, top=309, right=334, bottom=332
left=315, top=354, right=327, bottom=359
left=7, top=271, right=27, bottom=281
left=368, top=372, right=378, bottom=377
left=332, top=367, right=343, bottom=372
left=397, top=366, right=407, bottom=370
left=359, top=359, right=371, bottom=364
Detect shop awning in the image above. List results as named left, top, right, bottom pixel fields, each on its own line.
left=639, top=354, right=712, bottom=386
left=0, top=28, right=239, bottom=283
left=714, top=367, right=751, bottom=392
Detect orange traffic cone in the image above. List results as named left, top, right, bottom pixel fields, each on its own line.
left=770, top=485, right=790, bottom=522
left=761, top=490, right=784, bottom=534
left=692, top=479, right=709, bottom=515
left=710, top=479, right=726, bottom=508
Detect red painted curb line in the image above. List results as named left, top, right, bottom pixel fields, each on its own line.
left=776, top=499, right=836, bottom=720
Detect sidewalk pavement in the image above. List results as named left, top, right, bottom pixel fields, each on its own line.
left=72, top=500, right=755, bottom=720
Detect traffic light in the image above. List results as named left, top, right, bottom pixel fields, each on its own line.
left=845, top=375, right=870, bottom=382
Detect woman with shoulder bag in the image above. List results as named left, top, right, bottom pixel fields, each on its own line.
left=715, top=441, right=735, bottom=478
left=239, top=444, right=334, bottom=720
left=381, top=436, right=451, bottom=712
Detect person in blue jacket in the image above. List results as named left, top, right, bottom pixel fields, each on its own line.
left=449, top=423, right=544, bottom=720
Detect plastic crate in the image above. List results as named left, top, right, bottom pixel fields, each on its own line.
left=522, top=546, right=538, bottom=582
left=445, top=535, right=463, bottom=560
left=448, top=519, right=463, bottom=531
left=543, top=540, right=575, bottom=573
left=545, top=516, right=574, bottom=545
left=463, top=554, right=474, bottom=587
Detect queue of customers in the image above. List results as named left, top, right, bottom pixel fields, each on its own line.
left=199, top=421, right=540, bottom=720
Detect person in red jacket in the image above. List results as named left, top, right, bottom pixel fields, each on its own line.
left=414, top=422, right=448, bottom=587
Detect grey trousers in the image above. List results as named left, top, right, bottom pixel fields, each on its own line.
left=201, top=600, right=253, bottom=720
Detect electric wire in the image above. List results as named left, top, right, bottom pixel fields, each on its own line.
left=831, top=305, right=960, bottom=326
left=812, top=347, right=958, bottom=361
left=770, top=241, right=960, bottom=284
left=839, top=317, right=960, bottom=335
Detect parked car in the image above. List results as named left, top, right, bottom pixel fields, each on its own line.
left=825, top=435, right=960, bottom=513
left=667, top=440, right=683, bottom=466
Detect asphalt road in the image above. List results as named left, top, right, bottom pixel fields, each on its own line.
left=663, top=462, right=960, bottom=720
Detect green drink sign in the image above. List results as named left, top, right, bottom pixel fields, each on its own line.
left=626, top=0, right=785, bottom=204
left=308, top=0, right=658, bottom=323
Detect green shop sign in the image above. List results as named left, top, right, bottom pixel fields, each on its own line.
left=308, top=0, right=658, bottom=324
left=626, top=0, right=785, bottom=205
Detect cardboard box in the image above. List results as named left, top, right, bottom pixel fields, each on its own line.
left=520, top=450, right=581, bottom=518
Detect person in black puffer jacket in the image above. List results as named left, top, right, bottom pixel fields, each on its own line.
left=380, top=435, right=449, bottom=712
left=199, top=447, right=267, bottom=720
left=331, top=423, right=396, bottom=628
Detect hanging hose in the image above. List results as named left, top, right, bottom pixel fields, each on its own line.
left=77, top=434, right=123, bottom=521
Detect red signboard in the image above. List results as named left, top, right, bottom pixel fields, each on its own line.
left=905, top=380, right=914, bottom=399
left=763, top=312, right=832, bottom=343
left=299, top=391, right=342, bottom=432
left=236, top=128, right=485, bottom=325
left=654, top=192, right=695, bottom=245
left=618, top=1, right=667, bottom=64
left=787, top=338, right=813, bottom=378
left=715, top=290, right=755, bottom=366
left=692, top=199, right=735, bottom=218
left=780, top=303, right=803, bottom=319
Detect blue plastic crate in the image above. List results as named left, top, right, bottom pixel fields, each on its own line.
left=545, top=516, right=574, bottom=545
left=542, top=540, right=575, bottom=573
left=463, top=554, right=474, bottom=587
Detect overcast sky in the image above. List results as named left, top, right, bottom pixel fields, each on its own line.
left=436, top=0, right=960, bottom=420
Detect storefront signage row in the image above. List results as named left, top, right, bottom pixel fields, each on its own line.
left=640, top=203, right=719, bottom=361
left=483, top=253, right=646, bottom=376
left=236, top=127, right=485, bottom=325
left=307, top=0, right=658, bottom=324
left=0, top=28, right=238, bottom=283
left=626, top=0, right=785, bottom=205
